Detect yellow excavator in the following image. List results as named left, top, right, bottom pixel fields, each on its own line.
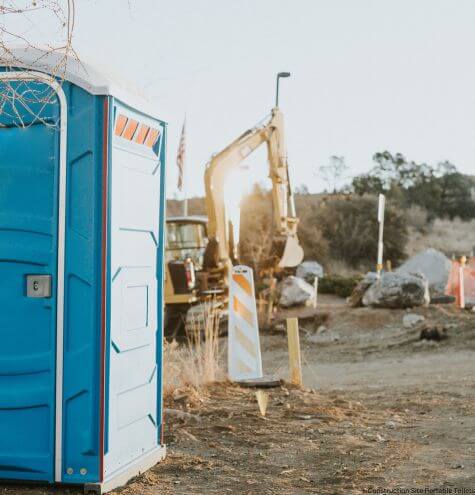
left=164, top=106, right=304, bottom=336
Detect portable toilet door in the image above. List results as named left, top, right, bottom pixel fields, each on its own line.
left=0, top=72, right=65, bottom=484
left=0, top=48, right=166, bottom=493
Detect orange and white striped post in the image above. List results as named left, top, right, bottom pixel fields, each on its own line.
left=228, top=265, right=263, bottom=381
left=459, top=255, right=467, bottom=309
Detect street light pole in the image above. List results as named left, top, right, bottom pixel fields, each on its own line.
left=275, top=71, right=291, bottom=107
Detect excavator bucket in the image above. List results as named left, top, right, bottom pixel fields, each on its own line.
left=278, top=236, right=304, bottom=268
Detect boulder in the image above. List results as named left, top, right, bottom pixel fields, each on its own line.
left=278, top=276, right=315, bottom=308
left=347, top=272, right=378, bottom=307
left=396, top=248, right=451, bottom=295
left=402, top=313, right=425, bottom=328
left=296, top=261, right=324, bottom=284
left=362, top=272, right=430, bottom=309
left=420, top=325, right=448, bottom=341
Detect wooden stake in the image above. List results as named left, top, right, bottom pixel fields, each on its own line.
left=267, top=277, right=277, bottom=325
left=286, top=318, right=303, bottom=387
left=255, top=390, right=269, bottom=417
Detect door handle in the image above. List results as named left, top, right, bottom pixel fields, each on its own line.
left=26, top=274, right=52, bottom=298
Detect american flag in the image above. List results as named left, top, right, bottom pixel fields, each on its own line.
left=176, top=117, right=186, bottom=191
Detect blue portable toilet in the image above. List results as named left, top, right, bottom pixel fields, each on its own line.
left=0, top=47, right=166, bottom=493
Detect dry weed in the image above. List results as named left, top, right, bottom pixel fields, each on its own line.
left=406, top=218, right=475, bottom=257
left=163, top=303, right=224, bottom=401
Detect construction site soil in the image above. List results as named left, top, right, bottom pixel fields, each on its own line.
left=3, top=296, right=474, bottom=494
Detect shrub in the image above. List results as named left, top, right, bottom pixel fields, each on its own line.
left=318, top=275, right=362, bottom=298
left=405, top=205, right=430, bottom=233
left=315, top=195, right=408, bottom=268
left=294, top=195, right=329, bottom=262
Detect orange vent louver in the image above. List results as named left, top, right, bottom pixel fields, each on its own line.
left=114, top=114, right=128, bottom=136
left=134, top=124, right=150, bottom=145
left=144, top=128, right=160, bottom=148
left=114, top=113, right=161, bottom=150
left=122, top=119, right=139, bottom=140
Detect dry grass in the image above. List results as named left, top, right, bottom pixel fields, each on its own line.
left=309, top=215, right=475, bottom=275
left=163, top=304, right=224, bottom=401
left=407, top=218, right=475, bottom=258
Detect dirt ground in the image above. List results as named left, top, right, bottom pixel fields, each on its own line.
left=2, top=296, right=474, bottom=494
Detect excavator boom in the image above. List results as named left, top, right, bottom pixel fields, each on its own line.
left=204, top=107, right=304, bottom=270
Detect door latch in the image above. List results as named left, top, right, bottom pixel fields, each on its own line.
left=26, top=275, right=52, bottom=298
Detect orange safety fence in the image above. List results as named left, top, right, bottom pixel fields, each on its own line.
left=446, top=257, right=475, bottom=307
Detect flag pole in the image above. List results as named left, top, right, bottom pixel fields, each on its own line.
left=183, top=186, right=188, bottom=216
left=177, top=115, right=187, bottom=216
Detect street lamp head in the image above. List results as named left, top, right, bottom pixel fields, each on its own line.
left=275, top=72, right=291, bottom=107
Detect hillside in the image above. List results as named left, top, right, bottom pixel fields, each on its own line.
left=167, top=192, right=475, bottom=275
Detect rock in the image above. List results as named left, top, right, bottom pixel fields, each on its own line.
left=430, top=294, right=456, bottom=305
left=385, top=420, right=396, bottom=429
left=412, top=339, right=438, bottom=349
left=362, top=272, right=430, bottom=309
left=273, top=322, right=285, bottom=332
left=403, top=313, right=425, bottom=328
left=339, top=421, right=353, bottom=428
left=164, top=408, right=201, bottom=423
left=348, top=272, right=378, bottom=307
left=397, top=248, right=451, bottom=295
left=278, top=276, right=315, bottom=308
left=296, top=261, right=324, bottom=284
left=444, top=323, right=458, bottom=331
left=307, top=329, right=340, bottom=344
left=375, top=434, right=388, bottom=443
left=420, top=325, right=448, bottom=341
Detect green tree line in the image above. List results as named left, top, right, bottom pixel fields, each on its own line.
left=351, top=151, right=475, bottom=220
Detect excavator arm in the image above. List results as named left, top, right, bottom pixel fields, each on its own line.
left=204, top=107, right=304, bottom=271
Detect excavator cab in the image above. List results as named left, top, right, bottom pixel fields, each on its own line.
left=164, top=216, right=227, bottom=338
left=164, top=216, right=208, bottom=313
left=166, top=216, right=209, bottom=269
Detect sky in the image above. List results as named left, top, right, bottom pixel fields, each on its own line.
left=6, top=0, right=475, bottom=198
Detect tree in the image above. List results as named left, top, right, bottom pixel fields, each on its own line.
left=432, top=171, right=475, bottom=220
left=317, top=155, right=348, bottom=193
left=352, top=174, right=385, bottom=196
left=352, top=151, right=475, bottom=220
left=295, top=184, right=309, bottom=195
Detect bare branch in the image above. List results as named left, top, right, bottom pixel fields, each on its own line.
left=0, top=0, right=77, bottom=127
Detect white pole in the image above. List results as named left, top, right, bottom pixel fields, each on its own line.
left=313, top=277, right=318, bottom=309
left=377, top=194, right=386, bottom=278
